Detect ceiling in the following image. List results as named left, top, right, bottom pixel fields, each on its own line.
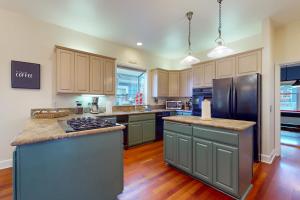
left=1, top=0, right=300, bottom=59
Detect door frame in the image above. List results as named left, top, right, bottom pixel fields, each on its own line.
left=274, top=60, right=300, bottom=157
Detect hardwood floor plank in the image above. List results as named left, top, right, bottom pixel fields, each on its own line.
left=1, top=142, right=300, bottom=200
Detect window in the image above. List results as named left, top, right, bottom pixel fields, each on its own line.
left=115, top=66, right=146, bottom=106
left=280, top=85, right=298, bottom=111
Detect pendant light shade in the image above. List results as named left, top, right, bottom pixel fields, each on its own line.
left=181, top=11, right=200, bottom=66
left=207, top=0, right=233, bottom=58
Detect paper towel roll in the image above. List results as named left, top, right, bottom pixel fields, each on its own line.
left=201, top=100, right=212, bottom=120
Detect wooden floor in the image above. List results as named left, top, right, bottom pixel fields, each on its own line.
left=1, top=141, right=300, bottom=200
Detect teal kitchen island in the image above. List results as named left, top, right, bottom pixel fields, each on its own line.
left=11, top=117, right=125, bottom=200
left=163, top=116, right=256, bottom=200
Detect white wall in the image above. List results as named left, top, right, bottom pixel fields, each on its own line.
left=0, top=9, right=172, bottom=168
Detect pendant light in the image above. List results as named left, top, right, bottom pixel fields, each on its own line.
left=207, top=0, right=233, bottom=58
left=180, top=11, right=200, bottom=66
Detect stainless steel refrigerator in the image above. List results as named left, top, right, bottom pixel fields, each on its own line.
left=212, top=73, right=261, bottom=162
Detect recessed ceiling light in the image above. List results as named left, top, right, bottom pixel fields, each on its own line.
left=137, top=42, right=143, bottom=46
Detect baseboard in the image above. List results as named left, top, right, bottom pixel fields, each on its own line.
left=261, top=149, right=276, bottom=164
left=0, top=159, right=12, bottom=169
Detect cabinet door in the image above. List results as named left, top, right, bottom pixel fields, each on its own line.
left=74, top=53, right=90, bottom=93
left=128, top=122, right=143, bottom=146
left=159, top=70, right=169, bottom=97
left=169, top=71, right=179, bottom=97
left=187, top=69, right=193, bottom=97
left=216, top=57, right=236, bottom=79
left=177, top=134, right=192, bottom=173
left=213, top=143, right=238, bottom=195
left=180, top=70, right=188, bottom=97
left=192, top=64, right=204, bottom=88
left=56, top=49, right=75, bottom=93
left=90, top=56, right=104, bottom=94
left=103, top=59, right=116, bottom=95
left=193, top=138, right=213, bottom=184
left=236, top=49, right=262, bottom=76
left=164, top=130, right=177, bottom=165
left=203, top=62, right=216, bottom=87
left=142, top=120, right=155, bottom=142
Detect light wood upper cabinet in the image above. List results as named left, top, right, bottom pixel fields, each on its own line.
left=169, top=71, right=180, bottom=97
left=180, top=70, right=188, bottom=97
left=193, top=62, right=215, bottom=88
left=216, top=56, right=236, bottom=79
left=90, top=56, right=104, bottom=94
left=236, top=49, right=262, bottom=76
left=74, top=53, right=90, bottom=93
left=152, top=69, right=169, bottom=97
left=203, top=62, right=216, bottom=87
left=103, top=59, right=116, bottom=95
left=187, top=69, right=193, bottom=97
left=56, top=49, right=75, bottom=93
left=179, top=69, right=193, bottom=97
left=192, top=64, right=204, bottom=88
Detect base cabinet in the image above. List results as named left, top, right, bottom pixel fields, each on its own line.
left=193, top=138, right=213, bottom=184
left=128, top=114, right=155, bottom=147
left=213, top=143, right=238, bottom=195
left=164, top=121, right=253, bottom=199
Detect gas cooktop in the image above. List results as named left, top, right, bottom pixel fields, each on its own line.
left=59, top=117, right=119, bottom=133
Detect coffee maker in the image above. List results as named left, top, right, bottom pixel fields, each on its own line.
left=90, top=97, right=100, bottom=114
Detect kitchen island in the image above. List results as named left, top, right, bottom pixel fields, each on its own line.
left=11, top=116, right=125, bottom=200
left=163, top=116, right=255, bottom=200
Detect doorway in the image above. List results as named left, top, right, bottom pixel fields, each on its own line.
left=276, top=63, right=300, bottom=149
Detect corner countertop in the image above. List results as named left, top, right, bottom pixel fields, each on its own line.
left=163, top=116, right=256, bottom=131
left=12, top=109, right=189, bottom=146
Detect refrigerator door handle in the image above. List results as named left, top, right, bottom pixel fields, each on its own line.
left=232, top=86, right=237, bottom=118
left=228, top=86, right=232, bottom=116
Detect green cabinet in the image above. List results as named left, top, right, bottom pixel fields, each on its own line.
left=213, top=143, right=238, bottom=195
left=193, top=137, right=213, bottom=184
left=164, top=130, right=177, bottom=165
left=128, top=122, right=143, bottom=146
left=142, top=120, right=156, bottom=142
left=128, top=114, right=155, bottom=147
left=177, top=134, right=192, bottom=173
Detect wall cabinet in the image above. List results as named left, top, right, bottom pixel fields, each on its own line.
left=187, top=69, right=193, bottom=97
left=216, top=56, right=236, bottom=79
left=236, top=49, right=262, bottom=76
left=169, top=71, right=180, bottom=97
left=90, top=56, right=104, bottom=94
left=179, top=69, right=193, bottom=97
left=152, top=69, right=169, bottom=97
left=56, top=49, right=75, bottom=93
left=74, top=53, right=90, bottom=93
left=56, top=46, right=116, bottom=95
left=128, top=114, right=155, bottom=147
left=192, top=61, right=215, bottom=88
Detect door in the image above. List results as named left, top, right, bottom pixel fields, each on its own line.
left=56, top=49, right=75, bottom=93
left=103, top=59, right=115, bottom=95
left=216, top=56, right=236, bottom=79
left=203, top=62, right=216, bottom=87
left=193, top=64, right=204, bottom=88
left=90, top=56, right=104, bottom=94
left=187, top=69, right=193, bottom=97
left=212, top=78, right=233, bottom=118
left=180, top=70, right=188, bottom=97
left=169, top=71, right=179, bottom=97
left=128, top=122, right=143, bottom=146
left=213, top=143, right=238, bottom=196
left=158, top=70, right=169, bottom=97
left=236, top=49, right=262, bottom=76
left=177, top=134, right=192, bottom=173
left=142, top=120, right=155, bottom=142
left=164, top=130, right=177, bottom=165
left=193, top=138, right=213, bottom=184
left=75, top=53, right=90, bottom=93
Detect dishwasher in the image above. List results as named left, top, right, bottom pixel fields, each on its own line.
left=155, top=112, right=171, bottom=141
left=116, top=115, right=129, bottom=149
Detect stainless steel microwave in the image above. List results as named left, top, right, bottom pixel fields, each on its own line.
left=166, top=101, right=182, bottom=110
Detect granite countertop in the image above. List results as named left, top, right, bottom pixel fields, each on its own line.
left=163, top=116, right=256, bottom=131
left=12, top=109, right=189, bottom=146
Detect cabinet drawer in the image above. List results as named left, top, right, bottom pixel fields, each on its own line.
left=129, top=114, right=155, bottom=122
left=164, top=121, right=192, bottom=136
left=193, top=126, right=238, bottom=146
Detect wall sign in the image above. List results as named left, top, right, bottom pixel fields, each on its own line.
left=11, top=60, right=40, bottom=89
